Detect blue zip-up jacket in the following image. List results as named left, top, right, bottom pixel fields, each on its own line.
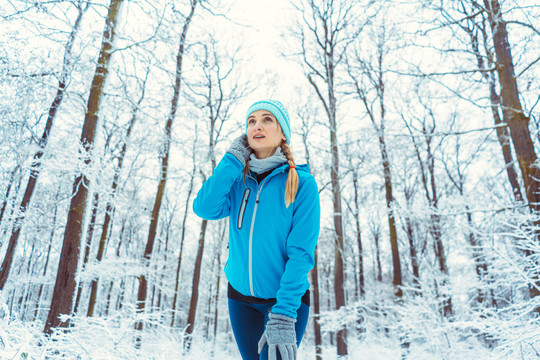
left=193, top=152, right=320, bottom=318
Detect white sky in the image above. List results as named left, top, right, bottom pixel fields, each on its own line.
left=225, top=0, right=306, bottom=109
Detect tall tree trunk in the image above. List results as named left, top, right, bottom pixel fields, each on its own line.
left=0, top=165, right=20, bottom=228
left=33, top=186, right=60, bottom=321
left=408, top=117, right=453, bottom=315
left=212, top=223, right=227, bottom=344
left=311, top=248, right=323, bottom=360
left=0, top=3, right=88, bottom=290
left=378, top=134, right=403, bottom=296
left=466, top=10, right=523, bottom=202
left=482, top=0, right=539, bottom=212
left=18, top=242, right=36, bottom=319
left=212, top=262, right=222, bottom=342
left=299, top=114, right=323, bottom=359
left=371, top=220, right=383, bottom=283
left=404, top=211, right=420, bottom=290
left=135, top=0, right=197, bottom=339
left=75, top=191, right=99, bottom=314
left=352, top=170, right=365, bottom=299
left=327, top=94, right=348, bottom=357
left=308, top=57, right=347, bottom=357
left=170, top=167, right=195, bottom=327
left=104, top=220, right=126, bottom=315
left=351, top=45, right=403, bottom=297
left=464, top=207, right=491, bottom=304
left=184, top=219, right=208, bottom=351
left=299, top=0, right=358, bottom=353
left=0, top=171, right=22, bottom=242
left=87, top=75, right=144, bottom=317
left=427, top=154, right=453, bottom=316
left=483, top=1, right=540, bottom=301
left=44, top=0, right=124, bottom=334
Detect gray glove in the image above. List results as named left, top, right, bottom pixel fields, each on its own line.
left=258, top=311, right=297, bottom=360
left=226, top=134, right=251, bottom=167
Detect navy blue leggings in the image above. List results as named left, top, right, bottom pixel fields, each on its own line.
left=228, top=298, right=310, bottom=360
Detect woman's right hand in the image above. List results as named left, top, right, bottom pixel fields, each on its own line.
left=226, top=134, right=251, bottom=167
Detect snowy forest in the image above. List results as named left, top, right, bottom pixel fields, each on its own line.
left=0, top=0, right=539, bottom=359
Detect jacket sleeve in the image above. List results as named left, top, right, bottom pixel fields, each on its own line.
left=272, top=175, right=320, bottom=318
left=192, top=153, right=244, bottom=220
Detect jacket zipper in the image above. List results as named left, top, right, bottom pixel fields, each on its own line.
left=247, top=173, right=269, bottom=296
left=237, top=188, right=251, bottom=229
left=246, top=168, right=285, bottom=296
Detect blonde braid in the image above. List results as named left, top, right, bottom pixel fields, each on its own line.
left=281, top=141, right=299, bottom=208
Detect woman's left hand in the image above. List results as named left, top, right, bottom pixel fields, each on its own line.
left=257, top=311, right=297, bottom=360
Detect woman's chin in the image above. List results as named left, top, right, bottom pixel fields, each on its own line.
left=253, top=147, right=278, bottom=159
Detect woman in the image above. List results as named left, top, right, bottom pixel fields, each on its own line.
left=193, top=100, right=320, bottom=360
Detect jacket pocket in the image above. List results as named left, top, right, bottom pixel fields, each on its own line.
left=237, top=188, right=251, bottom=229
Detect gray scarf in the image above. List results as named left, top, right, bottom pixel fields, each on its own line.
left=249, top=147, right=288, bottom=174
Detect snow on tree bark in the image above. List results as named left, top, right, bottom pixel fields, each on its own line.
left=44, top=0, right=124, bottom=334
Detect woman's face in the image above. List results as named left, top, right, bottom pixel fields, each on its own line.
left=247, top=110, right=286, bottom=159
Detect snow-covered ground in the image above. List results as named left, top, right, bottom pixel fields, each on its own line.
left=2, top=292, right=539, bottom=360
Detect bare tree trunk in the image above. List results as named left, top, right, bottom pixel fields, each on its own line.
left=480, top=0, right=540, bottom=299
left=481, top=0, right=539, bottom=211
left=74, top=191, right=99, bottom=314
left=212, top=264, right=222, bottom=341
left=87, top=73, right=146, bottom=317
left=326, top=98, right=347, bottom=355
left=353, top=82, right=402, bottom=294
left=306, top=33, right=348, bottom=359
left=311, top=248, right=323, bottom=360
left=43, top=0, right=124, bottom=334
left=298, top=110, right=323, bottom=359
left=461, top=7, right=523, bottom=202
left=18, top=243, right=36, bottom=319
left=0, top=165, right=20, bottom=228
left=135, top=0, right=197, bottom=340
left=170, top=165, right=196, bottom=327
left=370, top=218, right=383, bottom=283
left=204, top=231, right=221, bottom=340
left=427, top=160, right=453, bottom=316
left=0, top=169, right=22, bottom=242
left=405, top=111, right=453, bottom=315
left=212, top=223, right=227, bottom=345
left=184, top=219, right=208, bottom=351
left=352, top=170, right=365, bottom=299
left=349, top=28, right=403, bottom=297
left=295, top=0, right=365, bottom=353
left=33, top=186, right=60, bottom=321
left=0, top=3, right=88, bottom=290
left=379, top=141, right=403, bottom=296
left=464, top=207, right=494, bottom=305
left=403, top=191, right=420, bottom=290
left=104, top=220, right=126, bottom=315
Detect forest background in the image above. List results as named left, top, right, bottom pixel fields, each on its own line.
left=0, top=0, right=539, bottom=359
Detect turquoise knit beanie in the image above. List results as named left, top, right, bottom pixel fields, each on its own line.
left=245, top=100, right=291, bottom=143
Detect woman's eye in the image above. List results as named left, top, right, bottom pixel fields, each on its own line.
left=264, top=117, right=272, bottom=122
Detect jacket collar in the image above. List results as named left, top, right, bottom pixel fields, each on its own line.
left=250, top=162, right=310, bottom=181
